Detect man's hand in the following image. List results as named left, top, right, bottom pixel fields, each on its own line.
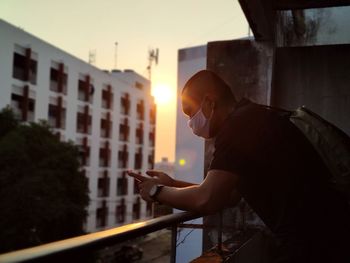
left=127, top=169, right=239, bottom=214
left=127, top=170, right=175, bottom=186
left=127, top=171, right=157, bottom=202
left=146, top=170, right=175, bottom=187
left=139, top=180, right=157, bottom=202
left=126, top=170, right=151, bottom=183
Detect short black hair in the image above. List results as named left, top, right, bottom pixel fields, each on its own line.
left=182, top=70, right=236, bottom=105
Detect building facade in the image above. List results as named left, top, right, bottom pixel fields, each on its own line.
left=175, top=44, right=207, bottom=263
left=0, top=19, right=156, bottom=233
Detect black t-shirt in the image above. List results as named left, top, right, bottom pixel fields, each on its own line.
left=209, top=99, right=350, bottom=240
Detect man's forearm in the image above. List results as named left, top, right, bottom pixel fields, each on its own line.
left=156, top=185, right=206, bottom=213
left=155, top=185, right=237, bottom=214
left=172, top=179, right=197, bottom=188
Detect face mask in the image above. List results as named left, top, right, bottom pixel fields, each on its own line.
left=187, top=101, right=213, bottom=139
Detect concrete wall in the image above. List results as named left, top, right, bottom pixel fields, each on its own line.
left=272, top=44, right=350, bottom=136
left=204, top=39, right=273, bottom=251
left=276, top=6, right=350, bottom=47
left=207, top=39, right=273, bottom=104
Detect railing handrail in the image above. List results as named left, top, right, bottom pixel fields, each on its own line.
left=0, top=211, right=201, bottom=263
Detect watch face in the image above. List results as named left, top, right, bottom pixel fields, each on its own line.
left=149, top=185, right=158, bottom=197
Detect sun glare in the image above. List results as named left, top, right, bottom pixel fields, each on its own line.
left=151, top=83, right=173, bottom=105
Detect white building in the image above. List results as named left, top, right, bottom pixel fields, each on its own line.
left=175, top=44, right=207, bottom=263
left=0, top=19, right=156, bottom=233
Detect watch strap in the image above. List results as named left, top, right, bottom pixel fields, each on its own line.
left=150, top=185, right=164, bottom=201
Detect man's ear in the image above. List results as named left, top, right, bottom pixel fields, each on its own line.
left=205, top=97, right=216, bottom=111
left=211, top=101, right=216, bottom=110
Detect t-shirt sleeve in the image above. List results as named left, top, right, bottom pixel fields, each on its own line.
left=208, top=125, right=248, bottom=174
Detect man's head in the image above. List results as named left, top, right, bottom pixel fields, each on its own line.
left=182, top=70, right=236, bottom=139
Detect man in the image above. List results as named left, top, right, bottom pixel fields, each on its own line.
left=128, top=70, right=350, bottom=262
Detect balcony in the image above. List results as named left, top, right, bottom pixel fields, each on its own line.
left=12, top=49, right=37, bottom=85
left=120, top=93, right=130, bottom=115
left=48, top=100, right=66, bottom=130
left=101, top=85, right=113, bottom=110
left=77, top=76, right=93, bottom=104
left=0, top=210, right=273, bottom=263
left=49, top=63, right=67, bottom=94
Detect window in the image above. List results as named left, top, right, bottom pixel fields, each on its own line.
left=119, top=118, right=129, bottom=142
left=148, top=150, right=154, bottom=169
left=133, top=178, right=139, bottom=194
left=135, top=123, right=144, bottom=145
left=78, top=75, right=93, bottom=103
left=118, top=144, right=128, bottom=168
left=146, top=202, right=153, bottom=217
left=101, top=85, right=113, bottom=109
left=96, top=201, right=108, bottom=228
left=100, top=113, right=112, bottom=138
left=120, top=93, right=130, bottom=115
left=12, top=48, right=37, bottom=84
left=136, top=100, right=144, bottom=120
left=77, top=137, right=90, bottom=166
left=134, top=147, right=143, bottom=170
left=132, top=197, right=141, bottom=220
left=116, top=199, right=126, bottom=223
left=11, top=88, right=35, bottom=122
left=117, top=175, right=128, bottom=196
left=135, top=81, right=143, bottom=89
left=149, top=128, right=155, bottom=147
left=150, top=104, right=156, bottom=124
left=76, top=106, right=92, bottom=134
left=50, top=63, right=68, bottom=94
left=99, top=141, right=110, bottom=167
left=276, top=6, right=350, bottom=47
left=98, top=172, right=110, bottom=197
left=48, top=97, right=66, bottom=129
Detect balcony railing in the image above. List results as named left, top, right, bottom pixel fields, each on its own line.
left=0, top=209, right=271, bottom=263
left=0, top=211, right=201, bottom=263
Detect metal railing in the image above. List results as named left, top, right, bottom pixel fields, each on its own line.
left=0, top=211, right=201, bottom=263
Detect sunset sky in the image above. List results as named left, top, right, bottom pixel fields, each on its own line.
left=0, top=0, right=248, bottom=162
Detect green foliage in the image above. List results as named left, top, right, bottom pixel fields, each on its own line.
left=0, top=108, right=89, bottom=253
left=0, top=106, right=19, bottom=138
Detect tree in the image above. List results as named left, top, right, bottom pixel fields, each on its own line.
left=0, top=108, right=89, bottom=253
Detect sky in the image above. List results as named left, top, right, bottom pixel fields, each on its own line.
left=0, top=0, right=249, bottom=162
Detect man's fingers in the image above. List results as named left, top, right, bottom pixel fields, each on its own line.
left=127, top=171, right=147, bottom=182
left=146, top=170, right=162, bottom=177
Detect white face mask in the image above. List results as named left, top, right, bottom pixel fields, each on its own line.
left=187, top=102, right=213, bottom=139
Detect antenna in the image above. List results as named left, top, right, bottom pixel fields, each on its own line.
left=88, top=49, right=96, bottom=65
left=114, top=42, right=118, bottom=69
left=147, top=48, right=159, bottom=82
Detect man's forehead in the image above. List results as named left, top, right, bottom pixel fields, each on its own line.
left=181, top=88, right=204, bottom=116
left=182, top=87, right=203, bottom=103
left=182, top=89, right=201, bottom=108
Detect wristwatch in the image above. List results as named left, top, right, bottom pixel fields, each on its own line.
left=149, top=184, right=164, bottom=201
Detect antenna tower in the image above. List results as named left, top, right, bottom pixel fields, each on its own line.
left=147, top=48, right=159, bottom=82
left=88, top=49, right=96, bottom=65
left=114, top=42, right=118, bottom=69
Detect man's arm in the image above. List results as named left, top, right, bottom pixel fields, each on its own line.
left=227, top=189, right=242, bottom=207
left=132, top=169, right=240, bottom=215
left=145, top=170, right=197, bottom=188
left=172, top=179, right=197, bottom=188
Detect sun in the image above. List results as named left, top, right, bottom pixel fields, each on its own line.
left=151, top=83, right=173, bottom=105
